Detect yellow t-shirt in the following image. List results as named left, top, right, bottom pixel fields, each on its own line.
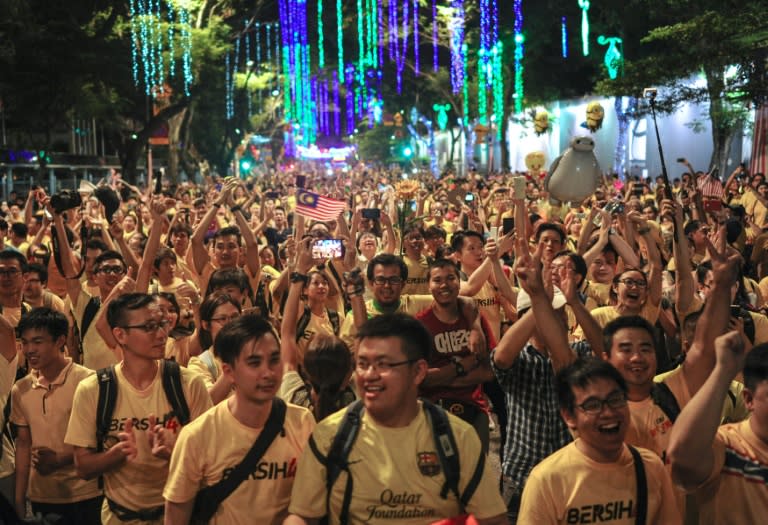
left=0, top=352, right=17, bottom=479
left=74, top=289, right=119, bottom=371
left=296, top=308, right=345, bottom=365
left=10, top=360, right=100, bottom=503
left=654, top=368, right=749, bottom=425
left=695, top=419, right=768, bottom=525
left=518, top=442, right=681, bottom=524
left=64, top=361, right=212, bottom=525
left=288, top=402, right=507, bottom=523
left=164, top=400, right=315, bottom=525
left=590, top=300, right=661, bottom=329
left=402, top=255, right=430, bottom=296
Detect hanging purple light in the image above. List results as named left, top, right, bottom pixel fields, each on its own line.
left=432, top=0, right=438, bottom=72
left=332, top=70, right=341, bottom=135
left=413, top=0, right=419, bottom=76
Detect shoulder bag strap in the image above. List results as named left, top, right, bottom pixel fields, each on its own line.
left=628, top=445, right=647, bottom=525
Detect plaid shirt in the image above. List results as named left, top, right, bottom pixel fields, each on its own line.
left=491, top=341, right=592, bottom=492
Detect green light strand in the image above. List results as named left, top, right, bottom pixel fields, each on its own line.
left=283, top=46, right=292, bottom=121
left=477, top=49, right=488, bottom=125
left=357, top=0, right=364, bottom=78
left=337, top=0, right=344, bottom=78
left=318, top=0, right=325, bottom=69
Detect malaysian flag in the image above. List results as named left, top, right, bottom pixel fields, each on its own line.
left=752, top=104, right=768, bottom=176
left=295, top=189, right=346, bottom=221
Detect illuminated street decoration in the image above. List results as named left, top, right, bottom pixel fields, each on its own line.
left=578, top=0, right=590, bottom=56
left=597, top=35, right=624, bottom=79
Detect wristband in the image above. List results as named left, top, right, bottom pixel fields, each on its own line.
left=452, top=357, right=467, bottom=378
left=230, top=205, right=242, bottom=214
left=290, top=272, right=309, bottom=284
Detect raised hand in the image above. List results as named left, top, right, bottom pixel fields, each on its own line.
left=147, top=414, right=178, bottom=460
left=115, top=418, right=138, bottom=461
left=713, top=330, right=747, bottom=380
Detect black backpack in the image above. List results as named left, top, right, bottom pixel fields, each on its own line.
left=95, top=359, right=191, bottom=455
left=308, top=399, right=485, bottom=524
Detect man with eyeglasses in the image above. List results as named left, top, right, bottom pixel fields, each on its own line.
left=600, top=240, right=739, bottom=520
left=65, top=293, right=211, bottom=525
left=517, top=358, right=680, bottom=524
left=339, top=253, right=433, bottom=349
left=286, top=313, right=508, bottom=525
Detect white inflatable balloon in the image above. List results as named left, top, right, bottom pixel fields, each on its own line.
left=544, top=136, right=602, bottom=203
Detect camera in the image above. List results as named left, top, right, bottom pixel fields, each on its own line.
left=50, top=190, right=82, bottom=214
left=643, top=87, right=658, bottom=99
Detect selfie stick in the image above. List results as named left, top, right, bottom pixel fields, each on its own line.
left=646, top=87, right=679, bottom=243
left=645, top=88, right=673, bottom=202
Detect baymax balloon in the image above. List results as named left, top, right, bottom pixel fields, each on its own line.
left=544, top=136, right=602, bottom=203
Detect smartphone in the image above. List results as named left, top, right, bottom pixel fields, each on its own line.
left=312, top=239, right=344, bottom=259
left=512, top=176, right=527, bottom=199
left=265, top=191, right=280, bottom=200
left=361, top=208, right=380, bottom=220
left=604, top=201, right=625, bottom=215
left=488, top=226, right=499, bottom=242
left=632, top=186, right=644, bottom=196
left=702, top=198, right=722, bottom=213
left=154, top=172, right=163, bottom=194
left=502, top=217, right=515, bottom=234
left=731, top=305, right=741, bottom=317
left=295, top=175, right=307, bottom=188
left=676, top=158, right=686, bottom=163
left=464, top=193, right=475, bottom=203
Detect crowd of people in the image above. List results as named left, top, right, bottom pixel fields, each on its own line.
left=0, top=157, right=765, bottom=524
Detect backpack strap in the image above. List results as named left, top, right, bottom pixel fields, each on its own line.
left=324, top=400, right=363, bottom=525
left=0, top=391, right=13, bottom=462
left=328, top=309, right=340, bottom=336
left=80, top=296, right=102, bottom=341
left=96, top=366, right=118, bottom=454
left=628, top=445, right=648, bottom=525
left=650, top=382, right=681, bottom=423
left=199, top=349, right=219, bottom=382
left=295, top=306, right=312, bottom=342
left=422, top=400, right=462, bottom=502
left=160, top=359, right=190, bottom=426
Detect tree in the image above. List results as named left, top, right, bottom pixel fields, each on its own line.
left=595, top=0, right=768, bottom=174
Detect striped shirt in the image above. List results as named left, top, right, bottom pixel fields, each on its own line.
left=491, top=341, right=592, bottom=492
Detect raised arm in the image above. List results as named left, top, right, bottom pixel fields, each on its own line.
left=668, top=331, right=744, bottom=491
left=280, top=238, right=313, bottom=371
left=669, top=200, right=695, bottom=315
left=191, top=185, right=229, bottom=275
left=136, top=198, right=167, bottom=293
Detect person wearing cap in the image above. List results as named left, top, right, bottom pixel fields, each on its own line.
left=491, top=241, right=598, bottom=523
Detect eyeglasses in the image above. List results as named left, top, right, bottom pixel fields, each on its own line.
left=210, top=314, right=240, bottom=324
left=0, top=269, right=20, bottom=278
left=372, top=276, right=403, bottom=286
left=576, top=391, right=628, bottom=414
left=618, top=278, right=647, bottom=288
left=120, top=320, right=171, bottom=333
left=355, top=358, right=418, bottom=374
left=97, top=266, right=126, bottom=275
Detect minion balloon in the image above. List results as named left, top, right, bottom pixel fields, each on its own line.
left=582, top=101, right=605, bottom=132
left=544, top=136, right=602, bottom=203
left=533, top=109, right=550, bottom=136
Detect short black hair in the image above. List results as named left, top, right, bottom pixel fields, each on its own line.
left=18, top=307, right=68, bottom=341
left=10, top=222, right=28, bottom=238
left=86, top=239, right=109, bottom=252
left=206, top=268, right=250, bottom=296
left=213, top=225, right=242, bottom=244
left=215, top=314, right=280, bottom=367
left=366, top=253, right=408, bottom=282
left=427, top=258, right=460, bottom=279
left=535, top=222, right=566, bottom=244
left=0, top=249, right=28, bottom=272
left=603, top=315, right=656, bottom=357
left=94, top=250, right=126, bottom=271
left=107, top=293, right=155, bottom=329
left=744, top=343, right=768, bottom=392
left=356, top=313, right=431, bottom=361
left=450, top=230, right=484, bottom=253
left=153, top=247, right=177, bottom=269
left=556, top=357, right=628, bottom=413
left=553, top=250, right=588, bottom=286
left=26, top=262, right=48, bottom=284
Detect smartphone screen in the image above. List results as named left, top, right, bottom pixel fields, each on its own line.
left=312, top=239, right=344, bottom=259
left=361, top=208, right=380, bottom=220
left=502, top=217, right=514, bottom=234
left=512, top=176, right=527, bottom=199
